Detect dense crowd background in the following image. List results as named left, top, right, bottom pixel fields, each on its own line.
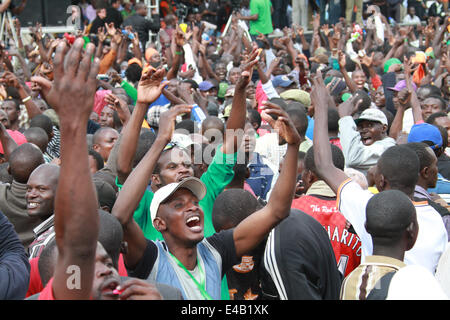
left=0, top=0, right=448, bottom=301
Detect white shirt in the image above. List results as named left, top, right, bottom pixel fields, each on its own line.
left=338, top=116, right=396, bottom=175
left=338, top=179, right=448, bottom=274
left=403, top=15, right=422, bottom=25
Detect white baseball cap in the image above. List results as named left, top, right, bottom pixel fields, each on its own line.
left=150, top=177, right=207, bottom=225
left=354, top=108, right=388, bottom=126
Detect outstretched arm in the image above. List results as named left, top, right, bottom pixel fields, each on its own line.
left=233, top=101, right=301, bottom=257
left=311, top=71, right=349, bottom=193
left=116, top=68, right=168, bottom=184
left=221, top=47, right=259, bottom=155
left=33, top=39, right=100, bottom=299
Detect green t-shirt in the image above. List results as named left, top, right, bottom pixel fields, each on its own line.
left=249, top=0, right=273, bottom=35
left=117, top=145, right=237, bottom=300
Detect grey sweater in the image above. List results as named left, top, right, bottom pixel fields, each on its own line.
left=0, top=180, right=41, bottom=249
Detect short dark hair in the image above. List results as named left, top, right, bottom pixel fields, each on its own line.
left=23, top=127, right=49, bottom=153
left=286, top=107, right=308, bottom=138
left=125, top=63, right=143, bottom=83
left=377, top=145, right=420, bottom=195
left=418, top=84, right=442, bottom=98
left=98, top=209, right=123, bottom=269
left=212, top=189, right=261, bottom=232
left=269, top=97, right=289, bottom=110
left=175, top=119, right=197, bottom=134
left=426, top=111, right=448, bottom=125
left=133, top=130, right=157, bottom=167
left=434, top=124, right=448, bottom=153
left=247, top=109, right=261, bottom=130
left=404, top=142, right=434, bottom=171
left=304, top=144, right=345, bottom=175
left=29, top=114, right=53, bottom=138
left=425, top=95, right=447, bottom=111
left=366, top=190, right=416, bottom=245
left=88, top=149, right=105, bottom=171
left=9, top=143, right=45, bottom=183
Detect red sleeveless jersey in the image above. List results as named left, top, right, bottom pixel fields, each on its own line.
left=292, top=195, right=361, bottom=276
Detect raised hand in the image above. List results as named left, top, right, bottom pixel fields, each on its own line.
left=236, top=46, right=260, bottom=90
left=260, top=101, right=301, bottom=146
left=360, top=52, right=374, bottom=68
left=105, top=92, right=131, bottom=125
left=0, top=70, right=20, bottom=89
left=105, top=22, right=116, bottom=37
left=310, top=70, right=331, bottom=113
left=31, top=38, right=99, bottom=125
left=157, top=104, right=193, bottom=143
left=338, top=50, right=346, bottom=70
left=136, top=67, right=169, bottom=105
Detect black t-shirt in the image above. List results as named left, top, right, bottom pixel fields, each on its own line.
left=225, top=241, right=265, bottom=300
left=90, top=17, right=106, bottom=35
left=128, top=229, right=239, bottom=280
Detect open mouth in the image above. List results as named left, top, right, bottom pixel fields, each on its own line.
left=186, top=215, right=202, bottom=232
left=27, top=202, right=40, bottom=210
left=361, top=136, right=373, bottom=145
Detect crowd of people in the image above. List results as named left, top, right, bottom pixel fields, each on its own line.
left=0, top=0, right=449, bottom=301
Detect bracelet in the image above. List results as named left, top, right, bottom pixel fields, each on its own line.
left=175, top=51, right=183, bottom=55
left=22, top=96, right=31, bottom=103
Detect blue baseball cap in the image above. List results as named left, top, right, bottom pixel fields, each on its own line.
left=407, top=123, right=443, bottom=150
left=198, top=81, right=215, bottom=92
left=272, top=75, right=294, bottom=88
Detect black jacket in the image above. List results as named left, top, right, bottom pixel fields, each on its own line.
left=260, top=209, right=343, bottom=300
left=0, top=211, right=30, bottom=300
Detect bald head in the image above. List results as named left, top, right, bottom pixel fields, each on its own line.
left=29, top=163, right=60, bottom=186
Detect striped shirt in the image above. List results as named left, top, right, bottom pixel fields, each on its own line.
left=340, top=255, right=406, bottom=300
left=45, top=126, right=60, bottom=160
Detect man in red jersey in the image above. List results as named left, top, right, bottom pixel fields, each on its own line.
left=291, top=145, right=362, bottom=276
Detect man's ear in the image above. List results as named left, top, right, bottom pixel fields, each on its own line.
left=376, top=173, right=387, bottom=191
left=305, top=170, right=316, bottom=185
left=382, top=124, right=388, bottom=134
left=6, top=164, right=10, bottom=174
left=420, top=166, right=429, bottom=179
left=151, top=173, right=161, bottom=188
left=92, top=143, right=100, bottom=152
left=405, top=221, right=418, bottom=250
left=153, top=217, right=166, bottom=232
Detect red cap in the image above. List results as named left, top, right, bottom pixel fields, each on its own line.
left=0, top=130, right=27, bottom=154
